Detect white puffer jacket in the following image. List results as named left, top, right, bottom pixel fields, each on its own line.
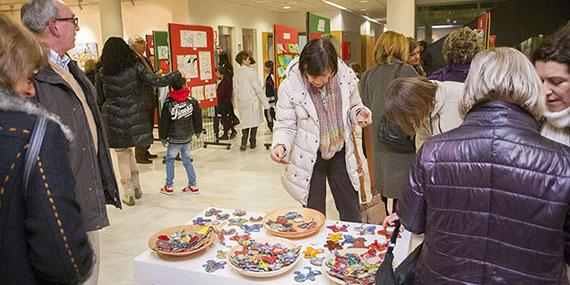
left=272, top=58, right=369, bottom=205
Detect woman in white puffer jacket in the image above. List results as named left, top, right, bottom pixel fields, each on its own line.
left=270, top=37, right=372, bottom=222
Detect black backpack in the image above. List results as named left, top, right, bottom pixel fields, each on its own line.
left=378, top=64, right=416, bottom=154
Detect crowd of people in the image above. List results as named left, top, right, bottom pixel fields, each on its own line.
left=1, top=0, right=570, bottom=283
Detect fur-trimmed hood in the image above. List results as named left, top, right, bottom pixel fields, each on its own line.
left=0, top=85, right=73, bottom=141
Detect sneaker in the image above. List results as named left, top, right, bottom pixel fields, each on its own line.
left=160, top=186, right=174, bottom=196
left=230, top=130, right=237, bottom=139
left=182, top=186, right=199, bottom=195
left=219, top=134, right=229, bottom=140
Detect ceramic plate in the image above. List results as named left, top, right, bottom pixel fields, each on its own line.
left=228, top=237, right=301, bottom=278
left=147, top=225, right=215, bottom=257
left=262, top=207, right=325, bottom=238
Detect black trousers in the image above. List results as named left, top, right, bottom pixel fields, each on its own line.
left=264, top=107, right=275, bottom=131
left=241, top=127, right=258, bottom=147
left=307, top=147, right=361, bottom=222
left=135, top=107, right=154, bottom=159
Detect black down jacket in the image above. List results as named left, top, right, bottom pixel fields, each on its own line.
left=96, top=64, right=181, bottom=148
left=398, top=100, right=570, bottom=285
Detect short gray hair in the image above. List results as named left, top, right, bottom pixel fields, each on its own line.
left=460, top=47, right=544, bottom=119
left=21, top=0, right=59, bottom=34
left=128, top=35, right=145, bottom=47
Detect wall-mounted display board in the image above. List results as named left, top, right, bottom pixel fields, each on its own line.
left=307, top=12, right=331, bottom=40
left=274, top=24, right=299, bottom=88
left=152, top=31, right=171, bottom=74
left=474, top=12, right=491, bottom=49
left=169, top=23, right=217, bottom=108
left=145, top=34, right=155, bottom=71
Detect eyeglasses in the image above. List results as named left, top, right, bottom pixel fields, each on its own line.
left=55, top=17, right=79, bottom=27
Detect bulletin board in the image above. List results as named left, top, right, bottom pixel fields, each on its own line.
left=475, top=12, right=491, bottom=50
left=274, top=24, right=299, bottom=88
left=307, top=12, right=331, bottom=40
left=152, top=30, right=171, bottom=74
left=145, top=34, right=156, bottom=71
left=169, top=23, right=217, bottom=108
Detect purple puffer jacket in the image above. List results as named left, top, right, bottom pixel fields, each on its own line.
left=428, top=63, right=471, bottom=83
left=399, top=100, right=570, bottom=285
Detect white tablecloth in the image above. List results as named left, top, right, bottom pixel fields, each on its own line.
left=133, top=208, right=412, bottom=284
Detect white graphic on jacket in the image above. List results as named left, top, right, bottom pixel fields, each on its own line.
left=170, top=102, right=194, bottom=120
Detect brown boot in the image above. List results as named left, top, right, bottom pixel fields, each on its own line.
left=121, top=179, right=135, bottom=206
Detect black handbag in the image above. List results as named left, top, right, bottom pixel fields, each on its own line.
left=229, top=113, right=240, bottom=127
left=375, top=221, right=423, bottom=285
left=378, top=64, right=416, bottom=154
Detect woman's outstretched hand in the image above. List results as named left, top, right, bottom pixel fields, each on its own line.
left=357, top=109, right=372, bottom=127
left=270, top=144, right=289, bottom=164
left=383, top=212, right=400, bottom=228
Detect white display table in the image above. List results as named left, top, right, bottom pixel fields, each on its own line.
left=133, top=208, right=412, bottom=285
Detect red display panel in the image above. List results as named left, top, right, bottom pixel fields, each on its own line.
left=169, top=23, right=217, bottom=108
left=274, top=24, right=299, bottom=89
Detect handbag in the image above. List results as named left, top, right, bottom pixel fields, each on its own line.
left=352, top=128, right=386, bottom=225
left=375, top=221, right=423, bottom=285
left=23, top=117, right=48, bottom=190
left=378, top=64, right=415, bottom=154
left=229, top=113, right=240, bottom=127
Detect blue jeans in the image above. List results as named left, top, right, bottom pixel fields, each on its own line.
left=165, top=142, right=197, bottom=187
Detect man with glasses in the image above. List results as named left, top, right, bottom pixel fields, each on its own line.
left=21, top=1, right=121, bottom=284
left=128, top=35, right=159, bottom=164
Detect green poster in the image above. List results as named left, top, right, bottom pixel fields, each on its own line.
left=152, top=30, right=170, bottom=74
left=307, top=12, right=331, bottom=40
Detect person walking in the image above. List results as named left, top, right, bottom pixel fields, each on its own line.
left=234, top=51, right=270, bottom=150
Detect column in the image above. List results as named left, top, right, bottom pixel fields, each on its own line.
left=99, top=0, right=123, bottom=41
left=387, top=0, right=415, bottom=37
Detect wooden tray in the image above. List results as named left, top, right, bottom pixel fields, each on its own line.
left=148, top=225, right=215, bottom=257
left=322, top=248, right=380, bottom=284
left=228, top=237, right=301, bottom=278
left=262, top=207, right=325, bottom=238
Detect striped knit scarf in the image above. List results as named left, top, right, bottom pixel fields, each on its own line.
left=307, top=76, right=344, bottom=160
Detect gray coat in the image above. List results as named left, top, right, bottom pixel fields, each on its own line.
left=33, top=59, right=121, bottom=231
left=359, top=59, right=417, bottom=198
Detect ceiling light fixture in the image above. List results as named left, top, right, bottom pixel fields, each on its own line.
left=321, top=0, right=348, bottom=11
left=282, top=6, right=290, bottom=9
left=321, top=0, right=382, bottom=24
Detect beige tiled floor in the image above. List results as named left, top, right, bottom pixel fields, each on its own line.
left=99, top=130, right=344, bottom=284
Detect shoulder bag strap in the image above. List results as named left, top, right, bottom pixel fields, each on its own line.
left=362, top=126, right=377, bottom=195
left=386, top=220, right=402, bottom=254
left=24, top=117, right=48, bottom=191
left=351, top=131, right=367, bottom=203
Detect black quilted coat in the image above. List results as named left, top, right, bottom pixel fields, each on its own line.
left=96, top=64, right=180, bottom=148
left=398, top=100, right=570, bottom=284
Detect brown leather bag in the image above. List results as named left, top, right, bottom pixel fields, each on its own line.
left=352, top=127, right=386, bottom=225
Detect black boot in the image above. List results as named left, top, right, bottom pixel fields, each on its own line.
left=240, top=128, right=249, bottom=151
left=249, top=127, right=257, bottom=149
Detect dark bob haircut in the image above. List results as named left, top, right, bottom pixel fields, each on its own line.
left=235, top=51, right=250, bottom=65
left=532, top=26, right=570, bottom=70
left=299, top=37, right=338, bottom=77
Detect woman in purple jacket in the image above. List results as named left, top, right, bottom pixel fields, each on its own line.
left=428, top=27, right=480, bottom=83
left=386, top=47, right=570, bottom=284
